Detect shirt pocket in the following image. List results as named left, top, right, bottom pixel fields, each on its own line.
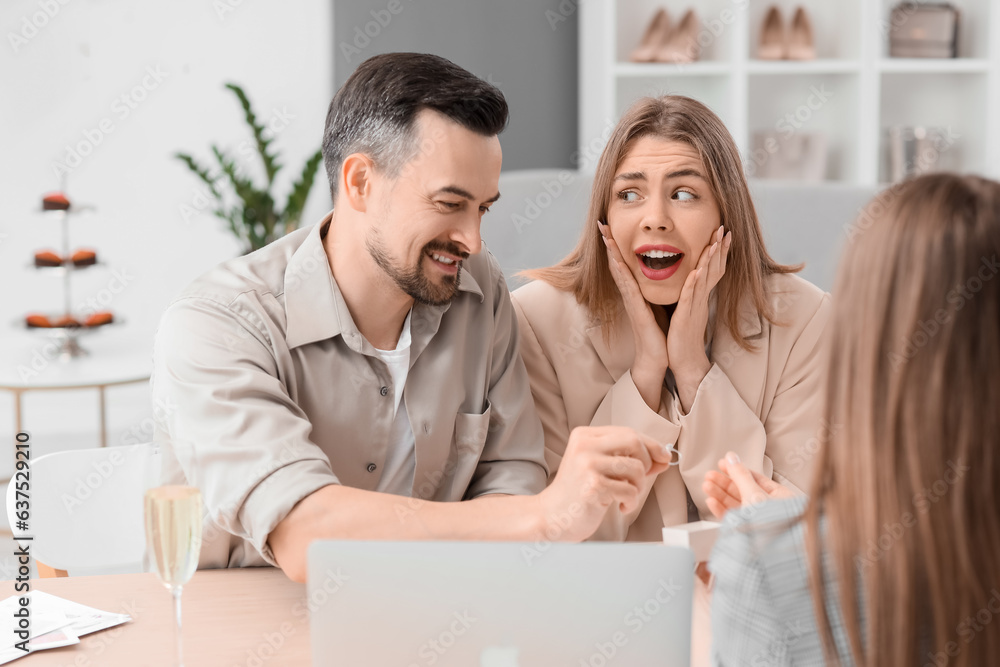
left=453, top=400, right=492, bottom=457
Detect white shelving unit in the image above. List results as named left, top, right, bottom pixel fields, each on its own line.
left=579, top=0, right=1000, bottom=186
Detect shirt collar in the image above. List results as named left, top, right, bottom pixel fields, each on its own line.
left=284, top=212, right=484, bottom=350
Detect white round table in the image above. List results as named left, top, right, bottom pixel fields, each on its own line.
left=0, top=327, right=153, bottom=454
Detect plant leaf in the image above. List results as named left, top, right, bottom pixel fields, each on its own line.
left=174, top=152, right=223, bottom=200
left=225, top=82, right=282, bottom=185
left=281, top=149, right=324, bottom=233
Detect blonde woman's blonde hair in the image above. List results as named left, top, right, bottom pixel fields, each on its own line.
left=806, top=173, right=1000, bottom=665
left=523, top=95, right=799, bottom=348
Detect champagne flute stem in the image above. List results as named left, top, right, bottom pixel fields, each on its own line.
left=172, top=585, right=184, bottom=667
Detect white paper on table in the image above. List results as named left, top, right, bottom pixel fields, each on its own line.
left=23, top=626, right=81, bottom=650
left=13, top=591, right=131, bottom=636
left=0, top=602, right=73, bottom=648
left=0, top=590, right=131, bottom=663
left=0, top=626, right=81, bottom=665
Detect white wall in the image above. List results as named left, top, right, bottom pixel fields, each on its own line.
left=0, top=1, right=334, bottom=470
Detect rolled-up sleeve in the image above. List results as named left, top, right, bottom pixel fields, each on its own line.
left=464, top=273, right=549, bottom=499
left=151, top=296, right=339, bottom=565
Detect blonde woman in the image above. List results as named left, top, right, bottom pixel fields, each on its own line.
left=511, top=95, right=831, bottom=540
left=704, top=173, right=1000, bottom=665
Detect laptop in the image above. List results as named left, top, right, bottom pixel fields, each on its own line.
left=307, top=541, right=693, bottom=666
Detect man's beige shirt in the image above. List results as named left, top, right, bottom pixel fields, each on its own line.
left=152, top=213, right=548, bottom=569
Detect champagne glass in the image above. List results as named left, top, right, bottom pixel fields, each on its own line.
left=144, top=486, right=203, bottom=667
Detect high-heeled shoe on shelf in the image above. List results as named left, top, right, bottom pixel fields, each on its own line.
left=787, top=6, right=816, bottom=60
left=758, top=6, right=785, bottom=60
left=658, top=9, right=701, bottom=64
left=630, top=8, right=671, bottom=62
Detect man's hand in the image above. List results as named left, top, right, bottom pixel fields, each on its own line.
left=267, top=427, right=678, bottom=582
left=702, top=452, right=795, bottom=519
left=538, top=425, right=677, bottom=541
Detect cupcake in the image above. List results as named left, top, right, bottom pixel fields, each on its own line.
left=84, top=311, right=114, bottom=327
left=25, top=313, right=52, bottom=328
left=71, top=249, right=97, bottom=266
left=34, top=250, right=63, bottom=267
left=42, top=192, right=71, bottom=211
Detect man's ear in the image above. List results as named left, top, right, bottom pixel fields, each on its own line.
left=339, top=153, right=375, bottom=213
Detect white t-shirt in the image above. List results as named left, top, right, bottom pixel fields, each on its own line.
left=373, top=310, right=416, bottom=495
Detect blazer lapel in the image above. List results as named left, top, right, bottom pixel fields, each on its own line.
left=585, top=313, right=634, bottom=383
left=712, top=296, right=769, bottom=417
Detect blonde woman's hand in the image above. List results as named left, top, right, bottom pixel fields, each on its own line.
left=667, top=224, right=731, bottom=413
left=599, top=220, right=669, bottom=412
left=702, top=452, right=795, bottom=519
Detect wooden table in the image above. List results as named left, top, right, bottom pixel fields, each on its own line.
left=15, top=568, right=310, bottom=666
left=12, top=567, right=713, bottom=666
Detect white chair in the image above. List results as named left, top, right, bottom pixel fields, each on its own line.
left=6, top=443, right=160, bottom=577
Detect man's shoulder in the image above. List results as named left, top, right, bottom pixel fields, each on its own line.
left=173, top=226, right=314, bottom=308
left=163, top=225, right=316, bottom=335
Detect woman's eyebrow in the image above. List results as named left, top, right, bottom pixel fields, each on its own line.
left=614, top=171, right=646, bottom=182
left=665, top=168, right=705, bottom=180
left=614, top=168, right=705, bottom=182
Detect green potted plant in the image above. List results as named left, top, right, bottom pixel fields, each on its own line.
left=175, top=83, right=323, bottom=254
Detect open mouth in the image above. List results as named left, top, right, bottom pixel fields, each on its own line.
left=426, top=249, right=461, bottom=274
left=637, top=250, right=683, bottom=271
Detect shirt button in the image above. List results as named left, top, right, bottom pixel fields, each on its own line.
left=366, top=463, right=377, bottom=473
left=379, top=386, right=388, bottom=396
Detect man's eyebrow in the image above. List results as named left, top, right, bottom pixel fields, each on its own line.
left=433, top=186, right=501, bottom=204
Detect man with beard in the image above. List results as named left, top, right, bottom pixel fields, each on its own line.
left=151, top=53, right=673, bottom=582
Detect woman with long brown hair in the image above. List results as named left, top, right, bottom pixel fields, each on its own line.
left=511, top=94, right=830, bottom=540
left=704, top=172, right=1000, bottom=665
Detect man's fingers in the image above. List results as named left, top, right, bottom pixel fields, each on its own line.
left=586, top=477, right=639, bottom=512
left=598, top=455, right=646, bottom=489
left=643, top=434, right=677, bottom=467
left=575, top=426, right=676, bottom=476
left=595, top=428, right=653, bottom=472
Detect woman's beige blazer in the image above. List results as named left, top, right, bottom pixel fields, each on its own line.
left=511, top=272, right=831, bottom=541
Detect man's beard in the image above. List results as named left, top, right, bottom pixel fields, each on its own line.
left=366, top=230, right=468, bottom=306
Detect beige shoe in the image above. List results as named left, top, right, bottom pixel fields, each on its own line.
left=757, top=5, right=785, bottom=60
left=630, top=8, right=671, bottom=63
left=788, top=6, right=816, bottom=60
left=657, top=9, right=701, bottom=63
